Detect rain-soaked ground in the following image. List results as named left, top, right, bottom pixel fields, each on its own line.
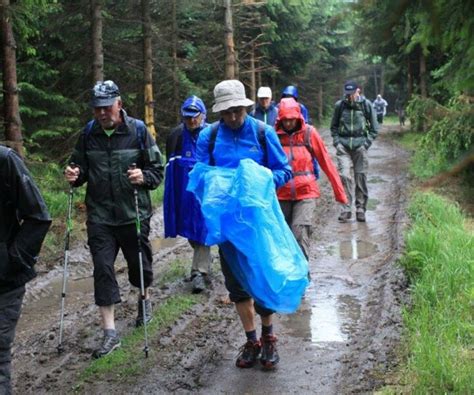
left=12, top=125, right=409, bottom=394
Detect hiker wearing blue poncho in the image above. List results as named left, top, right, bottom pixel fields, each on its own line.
left=195, top=80, right=293, bottom=370
left=164, top=96, right=211, bottom=293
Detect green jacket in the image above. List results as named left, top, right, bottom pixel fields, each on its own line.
left=70, top=110, right=164, bottom=226
left=330, top=98, right=379, bottom=150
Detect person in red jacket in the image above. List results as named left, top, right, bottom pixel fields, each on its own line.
left=276, top=98, right=347, bottom=259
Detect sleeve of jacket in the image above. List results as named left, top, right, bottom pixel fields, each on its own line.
left=364, top=100, right=380, bottom=149
left=310, top=127, right=348, bottom=204
left=263, top=125, right=292, bottom=189
left=196, top=125, right=212, bottom=165
left=330, top=101, right=342, bottom=147
left=69, top=129, right=89, bottom=188
left=6, top=151, right=51, bottom=270
left=142, top=127, right=164, bottom=190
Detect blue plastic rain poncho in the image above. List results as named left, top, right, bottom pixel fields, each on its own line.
left=187, top=158, right=309, bottom=313
left=164, top=96, right=208, bottom=243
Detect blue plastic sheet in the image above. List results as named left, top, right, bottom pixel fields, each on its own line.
left=187, top=159, right=308, bottom=313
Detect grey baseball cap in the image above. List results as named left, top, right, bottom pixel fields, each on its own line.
left=90, top=80, right=120, bottom=107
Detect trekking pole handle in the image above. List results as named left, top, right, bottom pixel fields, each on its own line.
left=68, top=162, right=78, bottom=186
left=129, top=163, right=137, bottom=170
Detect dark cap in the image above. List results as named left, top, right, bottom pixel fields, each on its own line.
left=90, top=80, right=120, bottom=107
left=343, top=81, right=358, bottom=95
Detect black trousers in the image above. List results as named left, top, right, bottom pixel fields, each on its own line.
left=218, top=243, right=274, bottom=317
left=0, top=286, right=25, bottom=395
left=87, top=220, right=153, bottom=306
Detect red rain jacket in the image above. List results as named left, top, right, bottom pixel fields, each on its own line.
left=276, top=98, right=347, bottom=203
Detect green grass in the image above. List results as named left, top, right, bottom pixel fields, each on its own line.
left=74, top=294, right=200, bottom=391
left=395, top=192, right=473, bottom=393
left=157, top=258, right=189, bottom=287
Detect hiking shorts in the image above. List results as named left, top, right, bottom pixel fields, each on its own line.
left=87, top=220, right=153, bottom=306
left=218, top=242, right=274, bottom=317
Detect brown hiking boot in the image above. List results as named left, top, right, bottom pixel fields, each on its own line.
left=236, top=340, right=261, bottom=368
left=260, top=334, right=280, bottom=369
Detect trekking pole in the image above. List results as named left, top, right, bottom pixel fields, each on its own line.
left=129, top=163, right=150, bottom=358
left=57, top=162, right=77, bottom=354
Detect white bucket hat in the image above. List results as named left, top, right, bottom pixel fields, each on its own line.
left=257, top=86, right=272, bottom=98
left=212, top=80, right=254, bottom=113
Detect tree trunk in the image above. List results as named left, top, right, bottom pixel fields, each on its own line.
left=317, top=83, right=323, bottom=124
left=249, top=43, right=256, bottom=102
left=380, top=65, right=385, bottom=96
left=142, top=0, right=156, bottom=138
left=419, top=48, right=427, bottom=98
left=373, top=64, right=378, bottom=96
left=172, top=0, right=179, bottom=123
left=91, top=0, right=104, bottom=83
left=223, top=0, right=236, bottom=79
left=1, top=0, right=23, bottom=156
left=407, top=56, right=413, bottom=99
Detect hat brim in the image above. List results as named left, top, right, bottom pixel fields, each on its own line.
left=90, top=97, right=119, bottom=107
left=182, top=109, right=201, bottom=118
left=344, top=88, right=357, bottom=95
left=212, top=98, right=254, bottom=113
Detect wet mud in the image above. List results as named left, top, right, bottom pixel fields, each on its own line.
left=12, top=125, right=409, bottom=394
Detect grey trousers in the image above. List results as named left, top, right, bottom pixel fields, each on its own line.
left=336, top=145, right=369, bottom=213
left=188, top=241, right=211, bottom=275
left=279, top=199, right=316, bottom=260
left=0, top=286, right=25, bottom=395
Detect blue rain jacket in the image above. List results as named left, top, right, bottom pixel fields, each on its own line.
left=195, top=115, right=292, bottom=188
left=164, top=122, right=209, bottom=243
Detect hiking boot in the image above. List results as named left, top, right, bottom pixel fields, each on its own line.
left=191, top=272, right=206, bottom=294
left=235, top=340, right=261, bottom=368
left=92, top=334, right=121, bottom=359
left=135, top=299, right=153, bottom=327
left=338, top=211, right=352, bottom=222
left=356, top=211, right=366, bottom=222
left=260, top=334, right=280, bottom=369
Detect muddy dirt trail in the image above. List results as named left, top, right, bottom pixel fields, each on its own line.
left=12, top=125, right=409, bottom=394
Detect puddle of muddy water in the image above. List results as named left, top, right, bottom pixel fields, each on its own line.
left=283, top=280, right=361, bottom=345
left=339, top=238, right=378, bottom=260
left=18, top=276, right=94, bottom=333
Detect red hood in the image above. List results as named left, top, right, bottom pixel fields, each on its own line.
left=275, top=97, right=306, bottom=132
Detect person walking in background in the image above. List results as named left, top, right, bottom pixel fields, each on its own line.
left=64, top=80, right=163, bottom=359
left=0, top=145, right=51, bottom=394
left=373, top=94, right=388, bottom=124
left=164, top=96, right=211, bottom=293
left=281, top=85, right=310, bottom=124
left=275, top=98, right=347, bottom=260
left=250, top=86, right=278, bottom=126
left=331, top=80, right=379, bottom=223
left=196, top=79, right=292, bottom=370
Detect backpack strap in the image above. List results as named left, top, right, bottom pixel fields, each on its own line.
left=134, top=119, right=147, bottom=151
left=208, top=121, right=220, bottom=166
left=208, top=120, right=267, bottom=166
left=256, top=120, right=267, bottom=166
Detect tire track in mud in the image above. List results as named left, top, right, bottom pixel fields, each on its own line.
left=12, top=126, right=409, bottom=394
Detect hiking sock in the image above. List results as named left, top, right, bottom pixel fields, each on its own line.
left=104, top=328, right=117, bottom=338
left=261, top=324, right=273, bottom=337
left=245, top=330, right=258, bottom=343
